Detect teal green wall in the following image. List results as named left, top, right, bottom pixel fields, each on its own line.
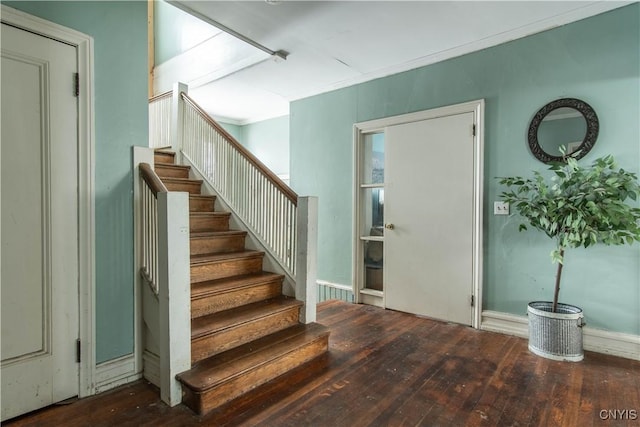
left=241, top=116, right=290, bottom=177
left=4, top=1, right=149, bottom=362
left=220, top=117, right=290, bottom=178
left=219, top=121, right=244, bottom=143
left=291, top=5, right=640, bottom=334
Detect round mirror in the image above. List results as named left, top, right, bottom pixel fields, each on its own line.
left=528, top=98, right=599, bottom=163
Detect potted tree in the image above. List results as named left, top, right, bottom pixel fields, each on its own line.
left=499, top=154, right=640, bottom=361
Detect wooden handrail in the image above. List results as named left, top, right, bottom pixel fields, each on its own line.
left=140, top=162, right=168, bottom=196
left=148, top=91, right=172, bottom=104
left=180, top=92, right=298, bottom=205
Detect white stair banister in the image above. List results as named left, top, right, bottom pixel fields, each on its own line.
left=148, top=92, right=171, bottom=149
left=180, top=93, right=298, bottom=277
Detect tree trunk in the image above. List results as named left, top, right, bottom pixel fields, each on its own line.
left=552, top=247, right=565, bottom=313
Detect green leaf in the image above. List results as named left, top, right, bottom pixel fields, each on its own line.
left=495, top=153, right=640, bottom=302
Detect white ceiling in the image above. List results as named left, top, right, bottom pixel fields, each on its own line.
left=156, top=1, right=631, bottom=125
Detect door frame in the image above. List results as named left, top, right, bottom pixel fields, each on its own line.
left=1, top=5, right=96, bottom=397
left=353, top=100, right=484, bottom=328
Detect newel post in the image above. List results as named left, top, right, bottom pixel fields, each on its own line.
left=295, top=196, right=318, bottom=323
left=157, top=191, right=191, bottom=406
left=170, top=82, right=188, bottom=161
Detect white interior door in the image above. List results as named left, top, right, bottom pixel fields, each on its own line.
left=1, top=23, right=79, bottom=421
left=384, top=112, right=475, bottom=325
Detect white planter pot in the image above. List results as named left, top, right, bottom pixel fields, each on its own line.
left=527, top=301, right=585, bottom=362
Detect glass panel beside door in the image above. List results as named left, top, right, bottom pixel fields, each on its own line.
left=360, top=187, right=384, bottom=292
left=362, top=133, right=385, bottom=184
left=358, top=132, right=385, bottom=297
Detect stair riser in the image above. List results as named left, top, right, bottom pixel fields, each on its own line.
left=190, top=235, right=246, bottom=256
left=190, top=216, right=230, bottom=233
left=184, top=337, right=329, bottom=415
left=191, top=256, right=263, bottom=283
left=191, top=281, right=283, bottom=319
left=164, top=181, right=202, bottom=194
left=191, top=306, right=300, bottom=364
left=155, top=165, right=190, bottom=179
left=190, top=197, right=216, bottom=212
left=154, top=153, right=174, bottom=164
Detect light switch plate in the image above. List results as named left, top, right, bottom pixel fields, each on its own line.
left=494, top=201, right=509, bottom=215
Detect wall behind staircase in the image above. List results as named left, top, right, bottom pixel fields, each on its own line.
left=5, top=1, right=149, bottom=363
left=240, top=115, right=290, bottom=181
left=219, top=116, right=290, bottom=182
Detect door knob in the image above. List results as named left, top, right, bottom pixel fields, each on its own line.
left=384, top=223, right=395, bottom=230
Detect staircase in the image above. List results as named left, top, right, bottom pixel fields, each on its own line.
left=152, top=150, right=330, bottom=415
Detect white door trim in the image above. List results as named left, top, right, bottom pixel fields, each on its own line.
left=1, top=5, right=96, bottom=397
left=353, top=100, right=484, bottom=328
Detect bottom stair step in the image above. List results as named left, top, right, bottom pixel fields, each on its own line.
left=177, top=322, right=330, bottom=416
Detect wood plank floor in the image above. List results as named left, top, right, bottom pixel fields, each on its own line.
left=6, top=300, right=640, bottom=426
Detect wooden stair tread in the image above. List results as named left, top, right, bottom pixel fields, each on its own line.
left=153, top=150, right=175, bottom=165
left=191, top=296, right=302, bottom=339
left=155, top=163, right=190, bottom=176
left=190, top=231, right=246, bottom=256
left=190, top=212, right=230, bottom=218
left=191, top=272, right=283, bottom=299
left=162, top=176, right=203, bottom=194
left=160, top=177, right=203, bottom=185
left=155, top=163, right=191, bottom=179
left=189, top=195, right=216, bottom=213
left=191, top=250, right=263, bottom=265
left=190, top=194, right=216, bottom=201
left=190, top=272, right=283, bottom=318
left=191, top=230, right=247, bottom=239
left=155, top=163, right=190, bottom=170
left=178, top=322, right=330, bottom=392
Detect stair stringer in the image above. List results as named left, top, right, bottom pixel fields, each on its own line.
left=180, top=154, right=297, bottom=298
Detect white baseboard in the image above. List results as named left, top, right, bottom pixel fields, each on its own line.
left=583, top=327, right=640, bottom=361
left=481, top=310, right=529, bottom=338
left=143, top=350, right=161, bottom=388
left=481, top=310, right=640, bottom=361
left=94, top=354, right=141, bottom=394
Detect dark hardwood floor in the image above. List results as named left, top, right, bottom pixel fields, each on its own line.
left=6, top=300, right=640, bottom=426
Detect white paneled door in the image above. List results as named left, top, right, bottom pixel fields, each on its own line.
left=1, top=23, right=79, bottom=420
left=384, top=112, right=475, bottom=325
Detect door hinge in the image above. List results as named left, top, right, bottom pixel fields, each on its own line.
left=76, top=339, right=81, bottom=363
left=74, top=73, right=80, bottom=97
left=470, top=295, right=475, bottom=307
left=472, top=124, right=476, bottom=137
